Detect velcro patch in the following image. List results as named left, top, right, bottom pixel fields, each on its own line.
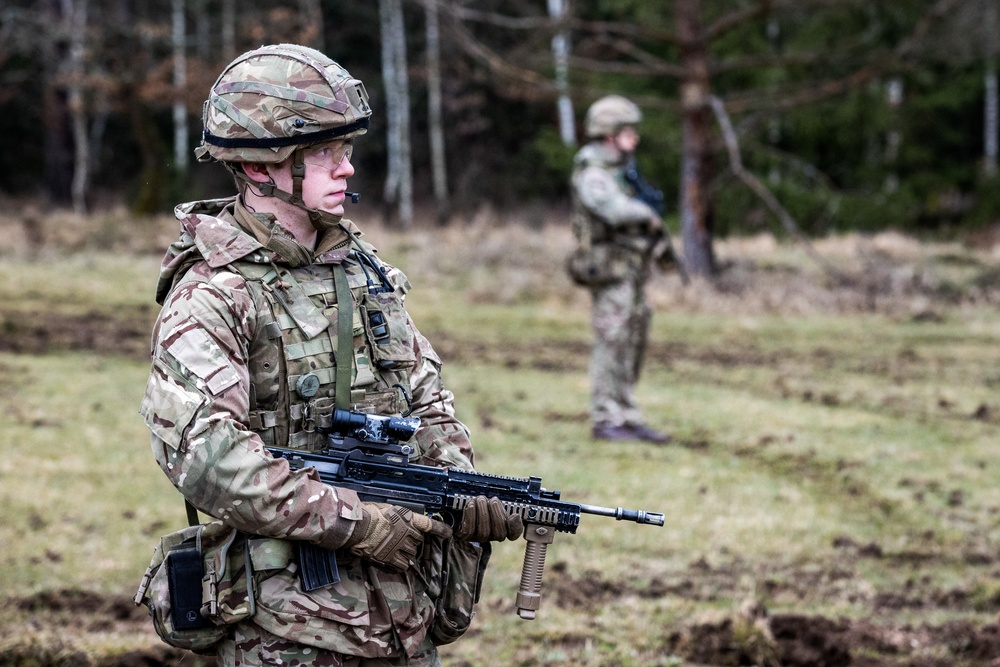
left=166, top=328, right=240, bottom=396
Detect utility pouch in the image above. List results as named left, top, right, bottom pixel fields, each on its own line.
left=566, top=244, right=631, bottom=287
left=166, top=547, right=211, bottom=630
left=422, top=536, right=491, bottom=646
left=360, top=291, right=415, bottom=369
left=134, top=521, right=253, bottom=653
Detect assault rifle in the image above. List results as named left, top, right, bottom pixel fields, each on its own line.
left=623, top=159, right=690, bottom=285
left=267, top=409, right=664, bottom=620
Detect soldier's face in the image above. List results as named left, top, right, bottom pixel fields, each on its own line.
left=613, top=126, right=640, bottom=154
left=274, top=140, right=356, bottom=216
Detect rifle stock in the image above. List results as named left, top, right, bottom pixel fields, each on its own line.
left=266, top=409, right=664, bottom=619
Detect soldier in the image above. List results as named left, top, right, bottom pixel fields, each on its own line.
left=567, top=95, right=671, bottom=444
left=139, top=44, right=521, bottom=666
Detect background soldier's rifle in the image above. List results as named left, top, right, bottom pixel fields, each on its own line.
left=623, top=159, right=690, bottom=285
left=268, top=409, right=664, bottom=620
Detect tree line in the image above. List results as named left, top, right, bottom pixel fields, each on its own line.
left=1, top=0, right=997, bottom=275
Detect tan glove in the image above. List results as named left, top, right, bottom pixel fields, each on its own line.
left=454, top=496, right=523, bottom=543
left=346, top=502, right=452, bottom=572
left=652, top=236, right=677, bottom=269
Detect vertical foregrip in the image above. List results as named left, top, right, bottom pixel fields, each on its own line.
left=515, top=523, right=556, bottom=620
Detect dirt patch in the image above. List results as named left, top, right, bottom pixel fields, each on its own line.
left=665, top=612, right=1000, bottom=667
left=538, top=557, right=1000, bottom=666
left=2, top=589, right=210, bottom=666
left=0, top=309, right=153, bottom=360
left=769, top=614, right=852, bottom=667
left=5, top=583, right=1000, bottom=666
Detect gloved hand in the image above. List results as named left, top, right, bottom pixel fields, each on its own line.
left=346, top=502, right=452, bottom=572
left=652, top=236, right=677, bottom=269
left=454, top=496, right=523, bottom=543
left=646, top=214, right=665, bottom=238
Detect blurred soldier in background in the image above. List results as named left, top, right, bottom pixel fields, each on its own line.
left=138, top=44, right=520, bottom=666
left=567, top=95, right=671, bottom=444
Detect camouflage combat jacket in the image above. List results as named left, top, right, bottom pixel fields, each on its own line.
left=140, top=197, right=474, bottom=658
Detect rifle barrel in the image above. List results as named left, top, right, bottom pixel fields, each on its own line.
left=578, top=504, right=665, bottom=526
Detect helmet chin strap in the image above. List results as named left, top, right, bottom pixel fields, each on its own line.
left=231, top=147, right=343, bottom=232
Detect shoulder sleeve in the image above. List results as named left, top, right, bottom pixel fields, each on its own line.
left=573, top=165, right=655, bottom=226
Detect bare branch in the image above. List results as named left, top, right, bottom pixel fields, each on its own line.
left=704, top=0, right=859, bottom=41
left=704, top=0, right=772, bottom=42
left=709, top=95, right=851, bottom=283
left=565, top=34, right=686, bottom=78
left=442, top=7, right=557, bottom=93
left=439, top=0, right=676, bottom=44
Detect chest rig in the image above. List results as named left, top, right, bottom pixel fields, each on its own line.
left=230, top=247, right=416, bottom=452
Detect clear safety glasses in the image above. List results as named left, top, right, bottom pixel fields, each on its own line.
left=302, top=140, right=354, bottom=169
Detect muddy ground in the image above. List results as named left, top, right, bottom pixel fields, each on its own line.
left=5, top=560, right=1000, bottom=667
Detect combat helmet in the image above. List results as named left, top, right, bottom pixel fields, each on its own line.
left=196, top=44, right=371, bottom=225
left=585, top=95, right=641, bottom=139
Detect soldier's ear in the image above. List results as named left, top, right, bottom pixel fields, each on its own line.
left=240, top=162, right=271, bottom=183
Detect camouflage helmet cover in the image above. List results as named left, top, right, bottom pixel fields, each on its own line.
left=585, top=95, right=642, bottom=139
left=196, top=44, right=372, bottom=164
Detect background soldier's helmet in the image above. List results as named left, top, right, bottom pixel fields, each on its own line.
left=585, top=95, right=642, bottom=139
left=196, top=44, right=372, bottom=164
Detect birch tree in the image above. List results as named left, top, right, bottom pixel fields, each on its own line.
left=379, top=0, right=413, bottom=226
left=298, top=0, right=325, bottom=52
left=172, top=0, right=188, bottom=176
left=222, top=0, right=236, bottom=61
left=927, top=0, right=1000, bottom=178
left=548, top=0, right=575, bottom=147
left=424, top=0, right=450, bottom=222
left=65, top=0, right=90, bottom=214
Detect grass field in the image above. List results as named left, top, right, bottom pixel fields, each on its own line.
left=1, top=212, right=999, bottom=666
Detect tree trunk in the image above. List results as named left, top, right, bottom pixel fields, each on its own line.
left=172, top=0, right=189, bottom=176
left=222, top=0, right=236, bottom=61
left=985, top=57, right=998, bottom=178
left=40, top=0, right=71, bottom=205
left=424, top=0, right=450, bottom=223
left=379, top=0, right=413, bottom=227
left=195, top=0, right=210, bottom=61
left=66, top=0, right=90, bottom=214
left=676, top=0, right=715, bottom=276
left=298, top=0, right=325, bottom=52
left=548, top=0, right=576, bottom=147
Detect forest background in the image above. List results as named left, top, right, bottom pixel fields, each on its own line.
left=3, top=0, right=1000, bottom=273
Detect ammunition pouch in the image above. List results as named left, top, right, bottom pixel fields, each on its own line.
left=566, top=243, right=635, bottom=287
left=134, top=521, right=253, bottom=654
left=421, top=535, right=491, bottom=646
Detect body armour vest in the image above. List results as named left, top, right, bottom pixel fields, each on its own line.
left=229, top=250, right=415, bottom=452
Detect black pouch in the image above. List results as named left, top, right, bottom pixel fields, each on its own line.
left=167, top=547, right=212, bottom=630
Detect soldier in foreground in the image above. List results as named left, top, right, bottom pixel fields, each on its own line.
left=567, top=95, right=671, bottom=444
left=137, top=44, right=520, bottom=666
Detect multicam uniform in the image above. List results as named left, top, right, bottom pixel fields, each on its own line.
left=570, top=142, right=658, bottom=429
left=141, top=197, right=472, bottom=666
